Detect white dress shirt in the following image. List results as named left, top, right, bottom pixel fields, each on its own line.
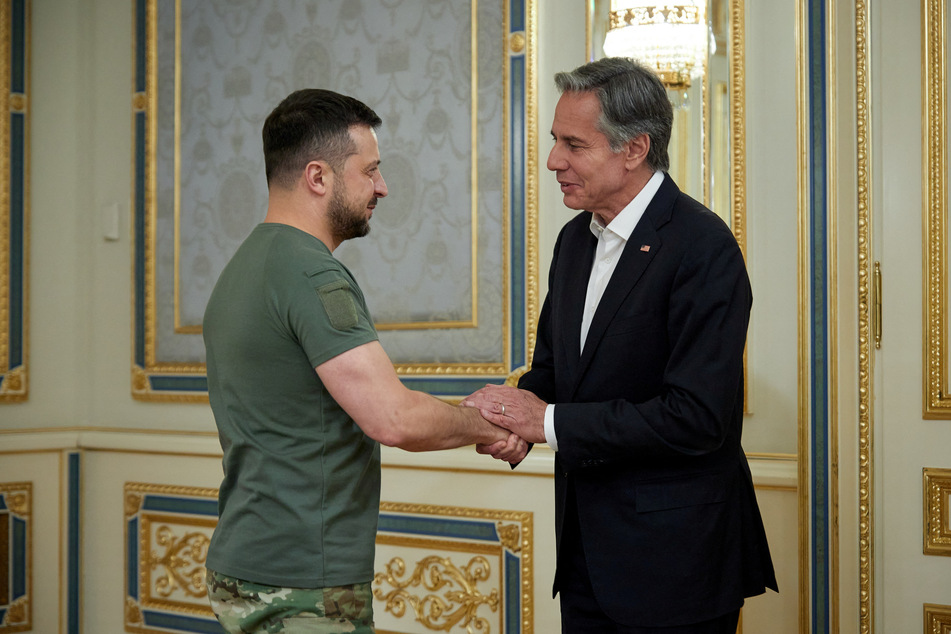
left=543, top=171, right=665, bottom=451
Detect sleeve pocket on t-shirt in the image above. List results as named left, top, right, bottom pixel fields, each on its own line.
left=316, top=280, right=359, bottom=330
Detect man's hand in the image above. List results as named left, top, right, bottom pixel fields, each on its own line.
left=462, top=385, right=547, bottom=444
left=475, top=432, right=529, bottom=464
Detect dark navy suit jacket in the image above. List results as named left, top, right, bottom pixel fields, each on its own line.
left=519, top=174, right=778, bottom=627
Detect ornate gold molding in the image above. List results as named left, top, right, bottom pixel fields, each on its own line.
left=149, top=526, right=210, bottom=599
left=374, top=555, right=500, bottom=632
left=124, top=482, right=219, bottom=632
left=925, top=603, right=951, bottom=634
left=0, top=0, right=29, bottom=404
left=0, top=482, right=32, bottom=632
left=855, top=0, right=874, bottom=630
left=376, top=501, right=533, bottom=633
left=924, top=468, right=951, bottom=556
left=729, top=0, right=746, bottom=257
left=1, top=597, right=28, bottom=631
left=526, top=0, right=540, bottom=366
left=923, top=0, right=951, bottom=418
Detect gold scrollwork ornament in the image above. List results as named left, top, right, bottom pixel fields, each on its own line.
left=373, top=555, right=499, bottom=633
left=149, top=526, right=210, bottom=599
left=0, top=367, right=24, bottom=394
left=5, top=491, right=29, bottom=517
left=125, top=597, right=144, bottom=625
left=3, top=596, right=28, bottom=625
left=124, top=492, right=143, bottom=518
left=496, top=522, right=521, bottom=553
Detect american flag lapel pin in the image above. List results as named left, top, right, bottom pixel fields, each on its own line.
left=640, top=244, right=651, bottom=252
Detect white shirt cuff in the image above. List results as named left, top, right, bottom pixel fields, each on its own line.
left=544, top=404, right=558, bottom=452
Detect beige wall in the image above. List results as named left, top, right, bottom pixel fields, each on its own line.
left=2, top=1, right=800, bottom=632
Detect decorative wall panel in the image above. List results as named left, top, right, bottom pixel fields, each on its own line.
left=123, top=482, right=221, bottom=634
left=0, top=0, right=28, bottom=402
left=132, top=0, right=538, bottom=401
left=374, top=502, right=532, bottom=634
left=0, top=482, right=30, bottom=633
left=123, top=484, right=535, bottom=633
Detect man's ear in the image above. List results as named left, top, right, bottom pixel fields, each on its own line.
left=625, top=133, right=650, bottom=170
left=303, top=160, right=332, bottom=196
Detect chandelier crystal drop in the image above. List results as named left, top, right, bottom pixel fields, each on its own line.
left=603, top=1, right=712, bottom=90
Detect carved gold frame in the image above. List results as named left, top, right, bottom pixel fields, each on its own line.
left=924, top=467, right=951, bottom=556
left=924, top=0, right=951, bottom=418
left=925, top=603, right=951, bottom=634
left=0, top=0, right=28, bottom=403
left=0, top=481, right=31, bottom=633
left=856, top=0, right=873, bottom=628
left=123, top=482, right=219, bottom=633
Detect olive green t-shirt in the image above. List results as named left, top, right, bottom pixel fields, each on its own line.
left=203, top=223, right=380, bottom=588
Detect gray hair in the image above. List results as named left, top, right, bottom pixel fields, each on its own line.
left=554, top=57, right=672, bottom=172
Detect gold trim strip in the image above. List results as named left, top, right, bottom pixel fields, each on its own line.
left=382, top=462, right=554, bottom=479
left=795, top=0, right=811, bottom=626
left=855, top=0, right=874, bottom=630
left=923, top=0, right=951, bottom=417
left=0, top=0, right=30, bottom=403
left=376, top=534, right=503, bottom=556
left=827, top=0, right=840, bottom=629
left=730, top=0, right=746, bottom=256
left=525, top=0, right=539, bottom=367
left=173, top=0, right=184, bottom=333
left=0, top=0, right=10, bottom=380
left=746, top=452, right=797, bottom=461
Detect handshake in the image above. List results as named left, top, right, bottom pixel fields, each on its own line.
left=460, top=384, right=547, bottom=465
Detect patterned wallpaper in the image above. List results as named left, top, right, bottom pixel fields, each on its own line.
left=152, top=0, right=505, bottom=366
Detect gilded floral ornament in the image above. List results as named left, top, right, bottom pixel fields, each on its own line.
left=5, top=491, right=28, bottom=517
left=496, top=522, right=521, bottom=553
left=373, top=555, right=499, bottom=633
left=3, top=597, right=28, bottom=625
left=148, top=526, right=211, bottom=599
left=125, top=597, right=143, bottom=625
left=124, top=492, right=143, bottom=518
left=0, top=367, right=23, bottom=394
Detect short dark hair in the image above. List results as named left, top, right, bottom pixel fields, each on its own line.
left=554, top=57, right=673, bottom=172
left=262, top=89, right=382, bottom=189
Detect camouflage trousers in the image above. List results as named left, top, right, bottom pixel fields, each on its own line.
left=205, top=568, right=375, bottom=634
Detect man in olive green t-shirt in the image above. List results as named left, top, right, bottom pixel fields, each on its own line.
left=202, top=89, right=526, bottom=634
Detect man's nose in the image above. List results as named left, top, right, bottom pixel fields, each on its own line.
left=546, top=145, right=563, bottom=172
left=375, top=173, right=388, bottom=198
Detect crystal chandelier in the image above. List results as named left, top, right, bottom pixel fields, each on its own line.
left=602, top=1, right=711, bottom=90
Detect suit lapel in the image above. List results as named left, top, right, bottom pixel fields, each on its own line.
left=569, top=175, right=680, bottom=398
left=559, top=227, right=597, bottom=384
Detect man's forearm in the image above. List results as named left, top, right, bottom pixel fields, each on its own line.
left=390, top=390, right=508, bottom=452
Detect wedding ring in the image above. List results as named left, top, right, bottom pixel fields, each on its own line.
left=501, top=403, right=506, bottom=416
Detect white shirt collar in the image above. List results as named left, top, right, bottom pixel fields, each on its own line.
left=588, top=170, right=665, bottom=241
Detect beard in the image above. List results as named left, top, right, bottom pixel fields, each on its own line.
left=328, top=181, right=373, bottom=243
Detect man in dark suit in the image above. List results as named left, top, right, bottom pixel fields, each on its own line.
left=464, top=57, right=778, bottom=632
